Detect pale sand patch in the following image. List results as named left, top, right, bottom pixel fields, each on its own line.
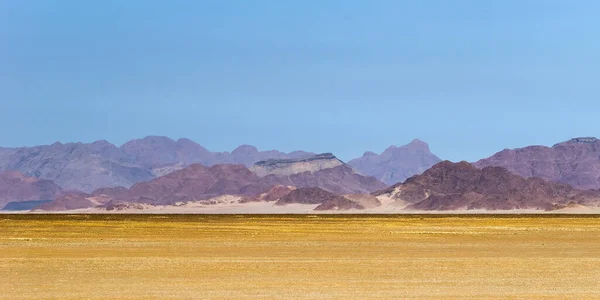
left=23, top=201, right=320, bottom=214
left=5, top=196, right=600, bottom=214
left=12, top=204, right=600, bottom=214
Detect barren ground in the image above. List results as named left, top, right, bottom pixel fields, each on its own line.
left=1, top=214, right=600, bottom=299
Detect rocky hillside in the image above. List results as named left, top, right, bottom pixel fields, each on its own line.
left=268, top=188, right=382, bottom=211
left=348, top=139, right=442, bottom=185
left=0, top=171, right=63, bottom=207
left=474, top=137, right=600, bottom=190
left=374, top=161, right=600, bottom=211
left=260, top=164, right=387, bottom=195
left=122, top=164, right=271, bottom=205
left=36, top=162, right=386, bottom=211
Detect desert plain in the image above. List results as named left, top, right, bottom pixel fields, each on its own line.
left=1, top=214, right=600, bottom=299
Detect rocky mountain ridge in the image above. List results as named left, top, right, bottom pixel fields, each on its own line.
left=474, top=137, right=600, bottom=190
left=0, top=137, right=444, bottom=194
left=0, top=136, right=314, bottom=192
left=374, top=161, right=600, bottom=211
left=6, top=136, right=600, bottom=212
left=35, top=160, right=386, bottom=211
left=23, top=160, right=600, bottom=213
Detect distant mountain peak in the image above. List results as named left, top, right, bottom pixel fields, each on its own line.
left=406, top=138, right=430, bottom=151
left=349, top=139, right=441, bottom=185
left=143, top=136, right=175, bottom=143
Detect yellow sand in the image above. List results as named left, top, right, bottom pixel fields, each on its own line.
left=1, top=214, right=600, bottom=299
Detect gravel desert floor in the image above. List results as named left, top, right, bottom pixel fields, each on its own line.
left=1, top=214, right=600, bottom=299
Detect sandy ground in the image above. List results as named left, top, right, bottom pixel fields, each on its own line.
left=1, top=215, right=600, bottom=299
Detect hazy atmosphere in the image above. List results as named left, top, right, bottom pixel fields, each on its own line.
left=2, top=0, right=600, bottom=161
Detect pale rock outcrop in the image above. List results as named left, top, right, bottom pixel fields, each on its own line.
left=252, top=153, right=343, bottom=177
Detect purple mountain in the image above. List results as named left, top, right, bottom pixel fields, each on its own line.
left=348, top=139, right=442, bottom=185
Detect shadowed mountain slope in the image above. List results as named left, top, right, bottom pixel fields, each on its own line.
left=0, top=171, right=63, bottom=207
left=474, top=137, right=600, bottom=190
left=374, top=161, right=600, bottom=211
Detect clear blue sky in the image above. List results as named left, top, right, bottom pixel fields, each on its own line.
left=1, top=0, right=599, bottom=162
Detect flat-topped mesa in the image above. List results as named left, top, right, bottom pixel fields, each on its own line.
left=252, top=153, right=344, bottom=177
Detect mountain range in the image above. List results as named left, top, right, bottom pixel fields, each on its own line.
left=34, top=154, right=386, bottom=211
left=3, top=136, right=600, bottom=212
left=374, top=161, right=600, bottom=211
left=0, top=136, right=314, bottom=192
left=0, top=136, right=435, bottom=193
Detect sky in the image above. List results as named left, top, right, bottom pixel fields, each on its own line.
left=1, top=0, right=600, bottom=162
